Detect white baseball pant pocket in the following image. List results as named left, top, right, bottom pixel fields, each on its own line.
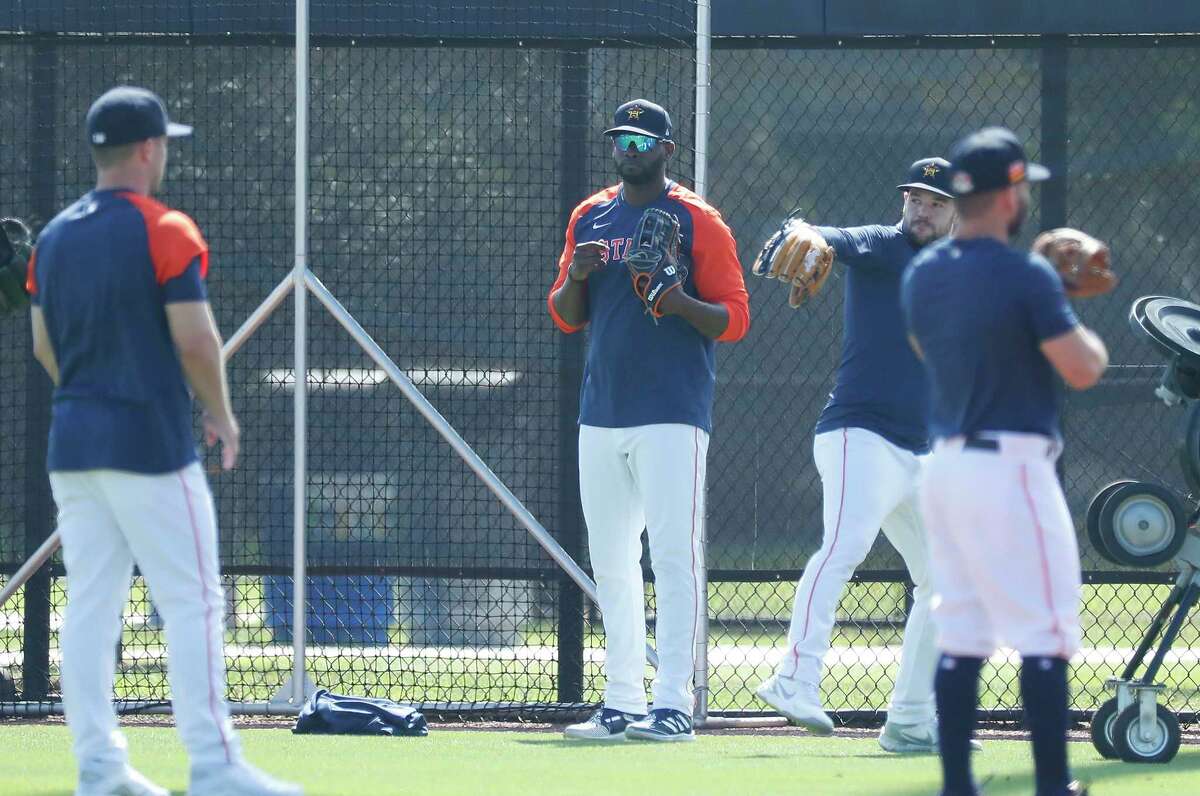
left=51, top=471, right=136, bottom=773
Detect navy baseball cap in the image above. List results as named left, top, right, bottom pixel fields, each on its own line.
left=896, top=157, right=953, bottom=198
left=86, top=86, right=193, bottom=148
left=603, top=99, right=672, bottom=140
left=948, top=126, right=1050, bottom=197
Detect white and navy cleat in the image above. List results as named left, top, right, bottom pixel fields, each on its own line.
left=563, top=707, right=646, bottom=741
left=624, top=708, right=696, bottom=742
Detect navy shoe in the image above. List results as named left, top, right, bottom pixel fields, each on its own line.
left=563, top=707, right=645, bottom=741
left=624, top=708, right=696, bottom=742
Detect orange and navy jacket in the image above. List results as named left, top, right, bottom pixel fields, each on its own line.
left=548, top=181, right=749, bottom=433
left=27, top=189, right=209, bottom=474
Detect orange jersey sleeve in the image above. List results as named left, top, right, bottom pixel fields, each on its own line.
left=24, top=248, right=38, bottom=296
left=548, top=202, right=587, bottom=334
left=685, top=201, right=750, bottom=342
left=121, top=192, right=209, bottom=285
left=548, top=188, right=618, bottom=334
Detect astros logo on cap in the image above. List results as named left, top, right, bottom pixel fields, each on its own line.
left=923, top=163, right=940, bottom=177
left=1008, top=161, right=1026, bottom=183
left=627, top=107, right=643, bottom=119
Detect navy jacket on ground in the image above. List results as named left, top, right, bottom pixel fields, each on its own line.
left=293, top=689, right=428, bottom=737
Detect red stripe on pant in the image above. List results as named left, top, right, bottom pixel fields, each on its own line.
left=178, top=472, right=234, bottom=764
left=1019, top=463, right=1067, bottom=659
left=689, top=428, right=700, bottom=682
left=789, top=428, right=848, bottom=674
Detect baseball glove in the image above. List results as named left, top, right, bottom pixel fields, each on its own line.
left=625, top=207, right=685, bottom=321
left=1031, top=227, right=1117, bottom=299
left=751, top=217, right=835, bottom=309
left=0, top=217, right=33, bottom=314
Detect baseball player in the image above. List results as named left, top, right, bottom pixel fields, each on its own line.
left=27, top=86, right=301, bottom=796
left=549, top=99, right=749, bottom=742
left=902, top=126, right=1106, bottom=796
left=753, top=159, right=963, bottom=753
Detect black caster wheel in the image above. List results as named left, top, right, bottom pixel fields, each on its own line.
left=1089, top=697, right=1121, bottom=759
left=1086, top=481, right=1134, bottom=564
left=1097, top=481, right=1189, bottom=567
left=1111, top=702, right=1181, bottom=763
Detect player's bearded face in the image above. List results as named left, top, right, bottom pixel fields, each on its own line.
left=901, top=188, right=955, bottom=246
left=613, top=139, right=669, bottom=186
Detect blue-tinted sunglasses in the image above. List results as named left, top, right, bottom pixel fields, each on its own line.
left=612, top=133, right=660, bottom=153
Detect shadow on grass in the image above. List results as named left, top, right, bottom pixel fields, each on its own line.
left=884, top=747, right=1200, bottom=796
left=725, top=750, right=900, bottom=760
left=513, top=737, right=725, bottom=751
left=1054, top=749, right=1200, bottom=794
left=513, top=738, right=631, bottom=749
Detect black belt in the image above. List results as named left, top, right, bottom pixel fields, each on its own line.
left=962, top=435, right=1000, bottom=452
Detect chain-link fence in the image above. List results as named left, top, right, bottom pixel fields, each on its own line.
left=1, top=4, right=1198, bottom=726
left=706, top=38, right=1200, bottom=722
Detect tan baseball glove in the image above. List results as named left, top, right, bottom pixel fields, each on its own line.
left=1031, top=227, right=1117, bottom=299
left=751, top=218, right=835, bottom=309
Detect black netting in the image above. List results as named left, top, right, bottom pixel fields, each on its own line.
left=0, top=1, right=697, bottom=716
left=705, top=40, right=1199, bottom=722
left=1, top=7, right=1197, bottom=729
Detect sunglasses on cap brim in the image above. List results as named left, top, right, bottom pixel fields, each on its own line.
left=611, top=133, right=661, bottom=153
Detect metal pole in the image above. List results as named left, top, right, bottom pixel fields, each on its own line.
left=692, top=0, right=712, bottom=720
left=694, top=0, right=711, bottom=198
left=291, top=0, right=311, bottom=706
left=1041, top=37, right=1070, bottom=487
left=556, top=47, right=589, bottom=704
left=693, top=519, right=710, bottom=721
left=20, top=39, right=58, bottom=701
left=0, top=533, right=61, bottom=610
left=303, top=271, right=660, bottom=668
left=225, top=274, right=293, bottom=356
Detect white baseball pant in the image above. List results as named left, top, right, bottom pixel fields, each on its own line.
left=920, top=433, right=1082, bottom=659
left=578, top=423, right=708, bottom=717
left=777, top=427, right=939, bottom=725
left=52, top=462, right=242, bottom=774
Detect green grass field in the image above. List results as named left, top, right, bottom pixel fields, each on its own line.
left=3, top=724, right=1198, bottom=795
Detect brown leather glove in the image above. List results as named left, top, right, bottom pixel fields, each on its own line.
left=1031, top=227, right=1117, bottom=298
left=751, top=218, right=835, bottom=309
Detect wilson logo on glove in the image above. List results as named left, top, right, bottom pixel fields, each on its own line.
left=625, top=207, right=685, bottom=323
